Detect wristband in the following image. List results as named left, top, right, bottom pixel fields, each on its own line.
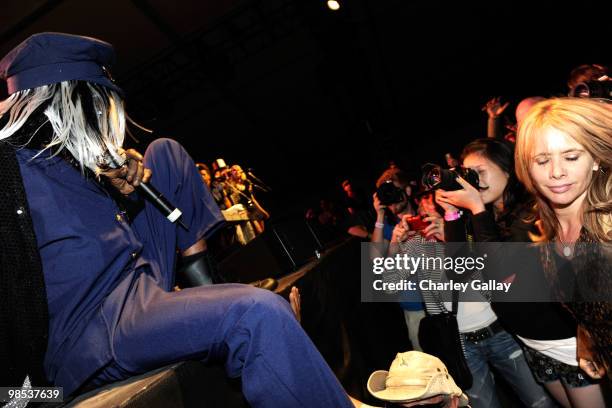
left=444, top=211, right=462, bottom=222
left=375, top=222, right=385, bottom=229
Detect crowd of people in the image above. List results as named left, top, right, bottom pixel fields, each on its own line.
left=196, top=160, right=270, bottom=246
left=0, top=30, right=610, bottom=408
left=315, top=65, right=611, bottom=408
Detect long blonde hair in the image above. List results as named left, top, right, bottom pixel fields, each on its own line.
left=515, top=97, right=612, bottom=242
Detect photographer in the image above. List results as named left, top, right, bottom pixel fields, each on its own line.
left=431, top=139, right=556, bottom=408
left=371, top=168, right=416, bottom=253
left=435, top=138, right=604, bottom=407
left=382, top=192, right=445, bottom=351
left=567, top=64, right=610, bottom=98
left=370, top=168, right=432, bottom=350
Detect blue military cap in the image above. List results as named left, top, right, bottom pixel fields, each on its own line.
left=0, top=32, right=122, bottom=95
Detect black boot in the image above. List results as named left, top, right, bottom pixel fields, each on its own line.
left=177, top=251, right=220, bottom=287
left=177, top=251, right=278, bottom=291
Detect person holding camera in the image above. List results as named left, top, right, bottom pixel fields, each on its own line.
left=430, top=139, right=557, bottom=408
left=371, top=168, right=444, bottom=352
left=389, top=193, right=445, bottom=352
left=434, top=138, right=605, bottom=407
left=371, top=168, right=417, bottom=253
left=567, top=64, right=610, bottom=98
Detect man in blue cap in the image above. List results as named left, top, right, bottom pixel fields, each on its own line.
left=0, top=32, right=354, bottom=407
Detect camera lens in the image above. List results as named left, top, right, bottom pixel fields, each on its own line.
left=571, top=81, right=612, bottom=99
left=421, top=164, right=479, bottom=192
left=429, top=167, right=442, bottom=187
left=422, top=164, right=442, bottom=190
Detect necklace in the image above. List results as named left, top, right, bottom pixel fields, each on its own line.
left=557, top=234, right=574, bottom=258
left=559, top=239, right=572, bottom=257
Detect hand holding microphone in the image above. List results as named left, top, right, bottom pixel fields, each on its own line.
left=100, top=148, right=151, bottom=195
left=98, top=148, right=188, bottom=230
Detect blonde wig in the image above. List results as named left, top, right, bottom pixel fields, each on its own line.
left=0, top=81, right=126, bottom=172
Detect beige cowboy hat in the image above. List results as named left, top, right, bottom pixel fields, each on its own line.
left=367, top=351, right=469, bottom=406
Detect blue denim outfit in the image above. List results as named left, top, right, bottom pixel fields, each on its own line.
left=17, top=138, right=352, bottom=407
left=463, top=330, right=555, bottom=408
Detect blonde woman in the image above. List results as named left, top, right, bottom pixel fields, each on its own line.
left=515, top=97, right=611, bottom=406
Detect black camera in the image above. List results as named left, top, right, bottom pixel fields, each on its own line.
left=570, top=80, right=612, bottom=100
left=421, top=164, right=480, bottom=192
left=376, top=181, right=406, bottom=206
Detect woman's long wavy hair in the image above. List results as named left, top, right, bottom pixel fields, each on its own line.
left=460, top=138, right=531, bottom=230
left=515, top=97, right=612, bottom=242
left=0, top=80, right=126, bottom=172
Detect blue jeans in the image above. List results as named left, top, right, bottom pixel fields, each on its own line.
left=463, top=330, right=555, bottom=408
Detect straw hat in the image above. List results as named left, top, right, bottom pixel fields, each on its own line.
left=367, top=351, right=469, bottom=406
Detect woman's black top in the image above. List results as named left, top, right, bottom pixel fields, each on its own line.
left=444, top=210, right=576, bottom=340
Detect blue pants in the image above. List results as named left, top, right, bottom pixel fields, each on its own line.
left=463, top=330, right=555, bottom=408
left=88, top=139, right=352, bottom=408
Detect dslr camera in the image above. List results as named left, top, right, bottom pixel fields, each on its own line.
left=570, top=80, right=612, bottom=100
left=421, top=164, right=480, bottom=192
left=376, top=181, right=406, bottom=206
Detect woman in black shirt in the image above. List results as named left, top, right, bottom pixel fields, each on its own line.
left=436, top=138, right=603, bottom=407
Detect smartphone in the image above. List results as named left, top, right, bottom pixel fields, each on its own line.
left=406, top=215, right=430, bottom=231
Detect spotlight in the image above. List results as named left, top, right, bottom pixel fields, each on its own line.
left=327, top=0, right=340, bottom=11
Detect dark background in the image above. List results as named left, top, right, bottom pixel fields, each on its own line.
left=1, top=0, right=610, bottom=217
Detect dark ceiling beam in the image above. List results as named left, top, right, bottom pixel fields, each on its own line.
left=130, top=0, right=182, bottom=44
left=120, top=0, right=303, bottom=136
left=129, top=0, right=259, bottom=132
left=0, top=0, right=64, bottom=46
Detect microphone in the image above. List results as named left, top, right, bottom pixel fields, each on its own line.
left=246, top=169, right=272, bottom=192
left=99, top=150, right=188, bottom=231
left=137, top=181, right=189, bottom=231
